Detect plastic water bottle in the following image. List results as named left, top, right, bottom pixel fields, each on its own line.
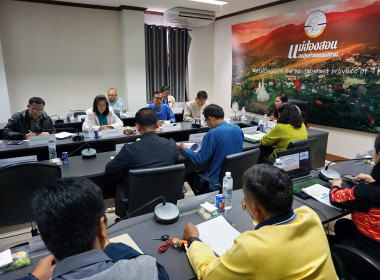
left=223, top=172, right=233, bottom=210
left=88, top=124, right=94, bottom=140
left=201, top=113, right=205, bottom=126
left=48, top=138, right=57, bottom=160
left=263, top=114, right=268, bottom=130
left=273, top=158, right=282, bottom=169
left=69, top=107, right=74, bottom=122
left=242, top=107, right=246, bottom=120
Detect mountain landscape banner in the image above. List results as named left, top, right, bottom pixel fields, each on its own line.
left=232, top=0, right=380, bottom=132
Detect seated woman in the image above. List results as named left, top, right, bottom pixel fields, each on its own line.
left=82, top=95, right=123, bottom=132
left=260, top=102, right=307, bottom=163
left=329, top=133, right=380, bottom=261
left=269, top=92, right=288, bottom=122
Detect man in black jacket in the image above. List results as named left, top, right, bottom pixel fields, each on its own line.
left=3, top=97, right=54, bottom=140
left=105, top=108, right=179, bottom=217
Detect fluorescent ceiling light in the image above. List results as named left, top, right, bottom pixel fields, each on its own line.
left=189, top=0, right=228, bottom=6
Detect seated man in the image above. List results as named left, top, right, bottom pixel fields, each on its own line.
left=20, top=177, right=168, bottom=280
left=161, top=85, right=175, bottom=109
left=183, top=164, right=338, bottom=279
left=146, top=92, right=175, bottom=123
left=3, top=97, right=54, bottom=140
left=107, top=88, right=125, bottom=113
left=178, top=104, right=243, bottom=193
left=183, top=91, right=209, bottom=122
left=105, top=108, right=179, bottom=217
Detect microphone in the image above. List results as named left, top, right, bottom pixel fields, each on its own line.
left=124, top=196, right=179, bottom=224
left=319, top=157, right=373, bottom=180
left=68, top=142, right=97, bottom=159
left=67, top=127, right=84, bottom=142
left=250, top=114, right=259, bottom=125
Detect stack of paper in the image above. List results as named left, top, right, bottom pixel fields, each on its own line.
left=243, top=132, right=265, bottom=143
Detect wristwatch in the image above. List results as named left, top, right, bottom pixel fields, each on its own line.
left=188, top=237, right=201, bottom=247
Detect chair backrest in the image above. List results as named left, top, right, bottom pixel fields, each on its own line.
left=0, top=162, right=62, bottom=227
left=73, top=110, right=86, bottom=117
left=288, top=99, right=310, bottom=124
left=331, top=244, right=380, bottom=280
left=219, top=148, right=261, bottom=190
left=287, top=137, right=319, bottom=163
left=127, top=164, right=185, bottom=218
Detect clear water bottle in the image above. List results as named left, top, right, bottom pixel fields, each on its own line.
left=69, top=107, right=74, bottom=122
left=201, top=113, right=205, bottom=126
left=88, top=124, right=94, bottom=140
left=263, top=114, right=268, bottom=130
left=48, top=138, right=57, bottom=160
left=242, top=107, right=246, bottom=120
left=273, top=158, right=282, bottom=169
left=121, top=104, right=126, bottom=114
left=223, top=172, right=233, bottom=210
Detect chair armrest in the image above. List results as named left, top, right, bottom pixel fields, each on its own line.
left=198, top=173, right=222, bottom=192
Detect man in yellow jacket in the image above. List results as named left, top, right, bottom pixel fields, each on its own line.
left=183, top=164, right=338, bottom=279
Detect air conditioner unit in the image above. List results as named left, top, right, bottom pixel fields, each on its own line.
left=164, top=7, right=215, bottom=27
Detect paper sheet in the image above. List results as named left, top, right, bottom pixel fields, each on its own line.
left=0, top=249, right=12, bottom=267
left=55, top=132, right=74, bottom=139
left=302, top=184, right=341, bottom=209
left=110, top=234, right=143, bottom=254
left=196, top=216, right=241, bottom=256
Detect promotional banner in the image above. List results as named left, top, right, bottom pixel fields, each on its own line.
left=232, top=0, right=380, bottom=132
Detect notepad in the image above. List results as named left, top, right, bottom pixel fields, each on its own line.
left=302, top=184, right=341, bottom=210
left=196, top=216, right=241, bottom=256
left=110, top=234, right=143, bottom=254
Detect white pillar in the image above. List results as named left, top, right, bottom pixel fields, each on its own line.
left=120, top=10, right=147, bottom=111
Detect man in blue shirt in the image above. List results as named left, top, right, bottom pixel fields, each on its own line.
left=178, top=104, right=243, bottom=193
left=146, top=92, right=175, bottom=123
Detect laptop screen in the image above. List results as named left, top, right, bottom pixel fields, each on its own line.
left=278, top=147, right=311, bottom=179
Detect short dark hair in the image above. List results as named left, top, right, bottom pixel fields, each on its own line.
left=277, top=103, right=303, bottom=129
left=273, top=92, right=288, bottom=118
left=93, top=95, right=110, bottom=115
left=243, top=164, right=293, bottom=216
left=29, top=97, right=45, bottom=106
left=161, top=85, right=170, bottom=92
left=135, top=108, right=158, bottom=129
left=153, top=91, right=162, bottom=98
left=196, top=91, right=208, bottom=99
left=32, top=177, right=106, bottom=261
left=203, top=104, right=224, bottom=120
left=371, top=134, right=380, bottom=182
left=375, top=133, right=380, bottom=154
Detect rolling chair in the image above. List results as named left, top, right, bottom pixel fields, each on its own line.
left=331, top=244, right=380, bottom=280
left=116, top=164, right=185, bottom=218
left=287, top=137, right=319, bottom=165
left=0, top=162, right=62, bottom=229
left=196, top=148, right=261, bottom=193
left=73, top=110, right=87, bottom=117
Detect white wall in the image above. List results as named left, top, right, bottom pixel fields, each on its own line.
left=213, top=0, right=377, bottom=158
left=0, top=37, right=11, bottom=123
left=0, top=0, right=124, bottom=118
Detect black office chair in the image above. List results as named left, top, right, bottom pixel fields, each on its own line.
left=73, top=110, right=86, bottom=117
left=0, top=162, right=62, bottom=228
left=287, top=137, right=319, bottom=164
left=197, top=148, right=261, bottom=192
left=331, top=244, right=380, bottom=280
left=116, top=164, right=185, bottom=218
left=288, top=99, right=310, bottom=125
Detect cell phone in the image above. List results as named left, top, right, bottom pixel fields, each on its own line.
left=7, top=141, right=23, bottom=145
left=342, top=174, right=355, bottom=181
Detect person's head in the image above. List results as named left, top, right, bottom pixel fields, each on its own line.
left=161, top=86, right=170, bottom=99
left=27, top=97, right=46, bottom=120
left=242, top=164, right=293, bottom=222
left=32, top=178, right=107, bottom=261
left=275, top=92, right=288, bottom=109
left=107, top=88, right=117, bottom=103
left=195, top=91, right=208, bottom=107
left=93, top=95, right=109, bottom=115
left=153, top=91, right=163, bottom=109
left=203, top=104, right=224, bottom=129
left=277, top=103, right=303, bottom=129
left=373, top=133, right=380, bottom=165
left=135, top=108, right=159, bottom=133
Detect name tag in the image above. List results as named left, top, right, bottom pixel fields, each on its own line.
left=101, top=128, right=124, bottom=139
left=29, top=134, right=55, bottom=146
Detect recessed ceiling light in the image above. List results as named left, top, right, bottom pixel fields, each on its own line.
left=189, top=0, right=228, bottom=6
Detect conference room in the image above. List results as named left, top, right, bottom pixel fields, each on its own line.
left=0, top=0, right=379, bottom=279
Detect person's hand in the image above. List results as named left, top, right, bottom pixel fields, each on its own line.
left=329, top=178, right=343, bottom=188
left=24, top=132, right=36, bottom=139
left=183, top=222, right=199, bottom=240
left=40, top=132, right=50, bottom=136
left=353, top=173, right=375, bottom=183
left=178, top=142, right=186, bottom=151
left=99, top=125, right=110, bottom=131
left=31, top=254, right=55, bottom=280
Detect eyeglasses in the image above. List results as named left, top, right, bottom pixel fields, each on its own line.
left=154, top=97, right=163, bottom=100
left=97, top=104, right=107, bottom=108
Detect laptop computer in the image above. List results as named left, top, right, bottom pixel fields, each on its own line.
left=277, top=146, right=327, bottom=199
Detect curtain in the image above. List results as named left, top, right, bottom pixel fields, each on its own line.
left=145, top=24, right=191, bottom=102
